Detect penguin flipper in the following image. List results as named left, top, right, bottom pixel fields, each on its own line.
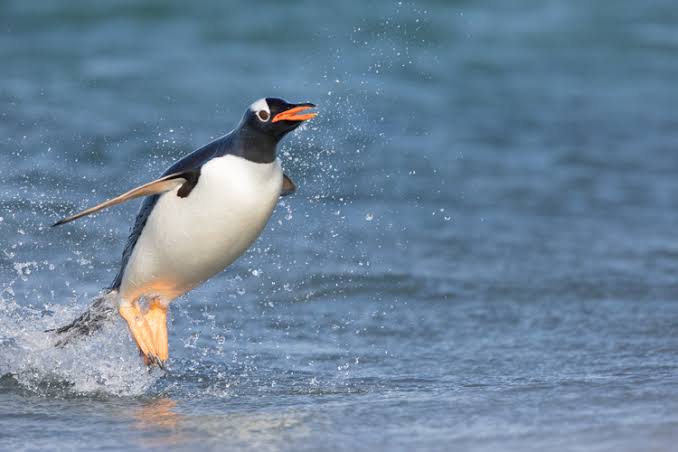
left=281, top=173, right=296, bottom=196
left=52, top=171, right=193, bottom=227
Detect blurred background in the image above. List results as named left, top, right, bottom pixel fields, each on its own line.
left=1, top=1, right=678, bottom=451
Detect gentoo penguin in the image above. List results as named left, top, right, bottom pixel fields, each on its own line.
left=51, top=98, right=316, bottom=366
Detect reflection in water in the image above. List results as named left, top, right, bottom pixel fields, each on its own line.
left=131, top=397, right=315, bottom=450
left=134, top=397, right=181, bottom=430
left=132, top=398, right=195, bottom=448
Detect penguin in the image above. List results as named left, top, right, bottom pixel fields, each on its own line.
left=51, top=98, right=316, bottom=366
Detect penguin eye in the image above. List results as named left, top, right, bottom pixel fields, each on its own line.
left=257, top=110, right=270, bottom=122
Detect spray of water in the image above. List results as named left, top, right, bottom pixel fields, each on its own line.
left=0, top=292, right=158, bottom=397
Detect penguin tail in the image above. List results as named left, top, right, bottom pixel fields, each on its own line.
left=47, top=290, right=119, bottom=347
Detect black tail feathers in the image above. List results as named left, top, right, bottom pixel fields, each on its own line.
left=47, top=291, right=118, bottom=347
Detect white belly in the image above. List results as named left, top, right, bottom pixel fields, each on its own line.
left=118, top=155, right=283, bottom=302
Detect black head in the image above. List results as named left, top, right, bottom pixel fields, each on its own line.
left=233, top=98, right=316, bottom=163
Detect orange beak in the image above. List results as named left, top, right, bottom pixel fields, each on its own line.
left=272, top=105, right=317, bottom=123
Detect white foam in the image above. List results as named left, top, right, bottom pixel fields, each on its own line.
left=0, top=294, right=159, bottom=396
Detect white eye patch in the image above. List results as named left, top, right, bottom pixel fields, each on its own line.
left=249, top=98, right=270, bottom=115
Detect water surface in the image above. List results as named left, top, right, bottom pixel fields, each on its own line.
left=2, top=1, right=678, bottom=450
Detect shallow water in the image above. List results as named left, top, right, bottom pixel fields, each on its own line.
left=2, top=0, right=678, bottom=450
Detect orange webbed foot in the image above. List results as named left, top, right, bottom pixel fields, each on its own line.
left=119, top=298, right=169, bottom=367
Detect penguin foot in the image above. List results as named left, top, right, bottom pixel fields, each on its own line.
left=141, top=350, right=166, bottom=370
left=119, top=299, right=169, bottom=367
left=143, top=300, right=168, bottom=363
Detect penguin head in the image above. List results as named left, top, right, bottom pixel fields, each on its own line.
left=242, top=97, right=317, bottom=142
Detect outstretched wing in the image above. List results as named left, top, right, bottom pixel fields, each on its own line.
left=52, top=170, right=198, bottom=227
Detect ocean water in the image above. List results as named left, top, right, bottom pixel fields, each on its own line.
left=2, top=0, right=678, bottom=450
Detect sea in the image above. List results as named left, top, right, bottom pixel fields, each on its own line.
left=2, top=0, right=678, bottom=450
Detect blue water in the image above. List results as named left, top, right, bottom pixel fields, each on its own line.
left=2, top=0, right=678, bottom=450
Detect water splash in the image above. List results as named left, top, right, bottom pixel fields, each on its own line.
left=0, top=294, right=158, bottom=397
